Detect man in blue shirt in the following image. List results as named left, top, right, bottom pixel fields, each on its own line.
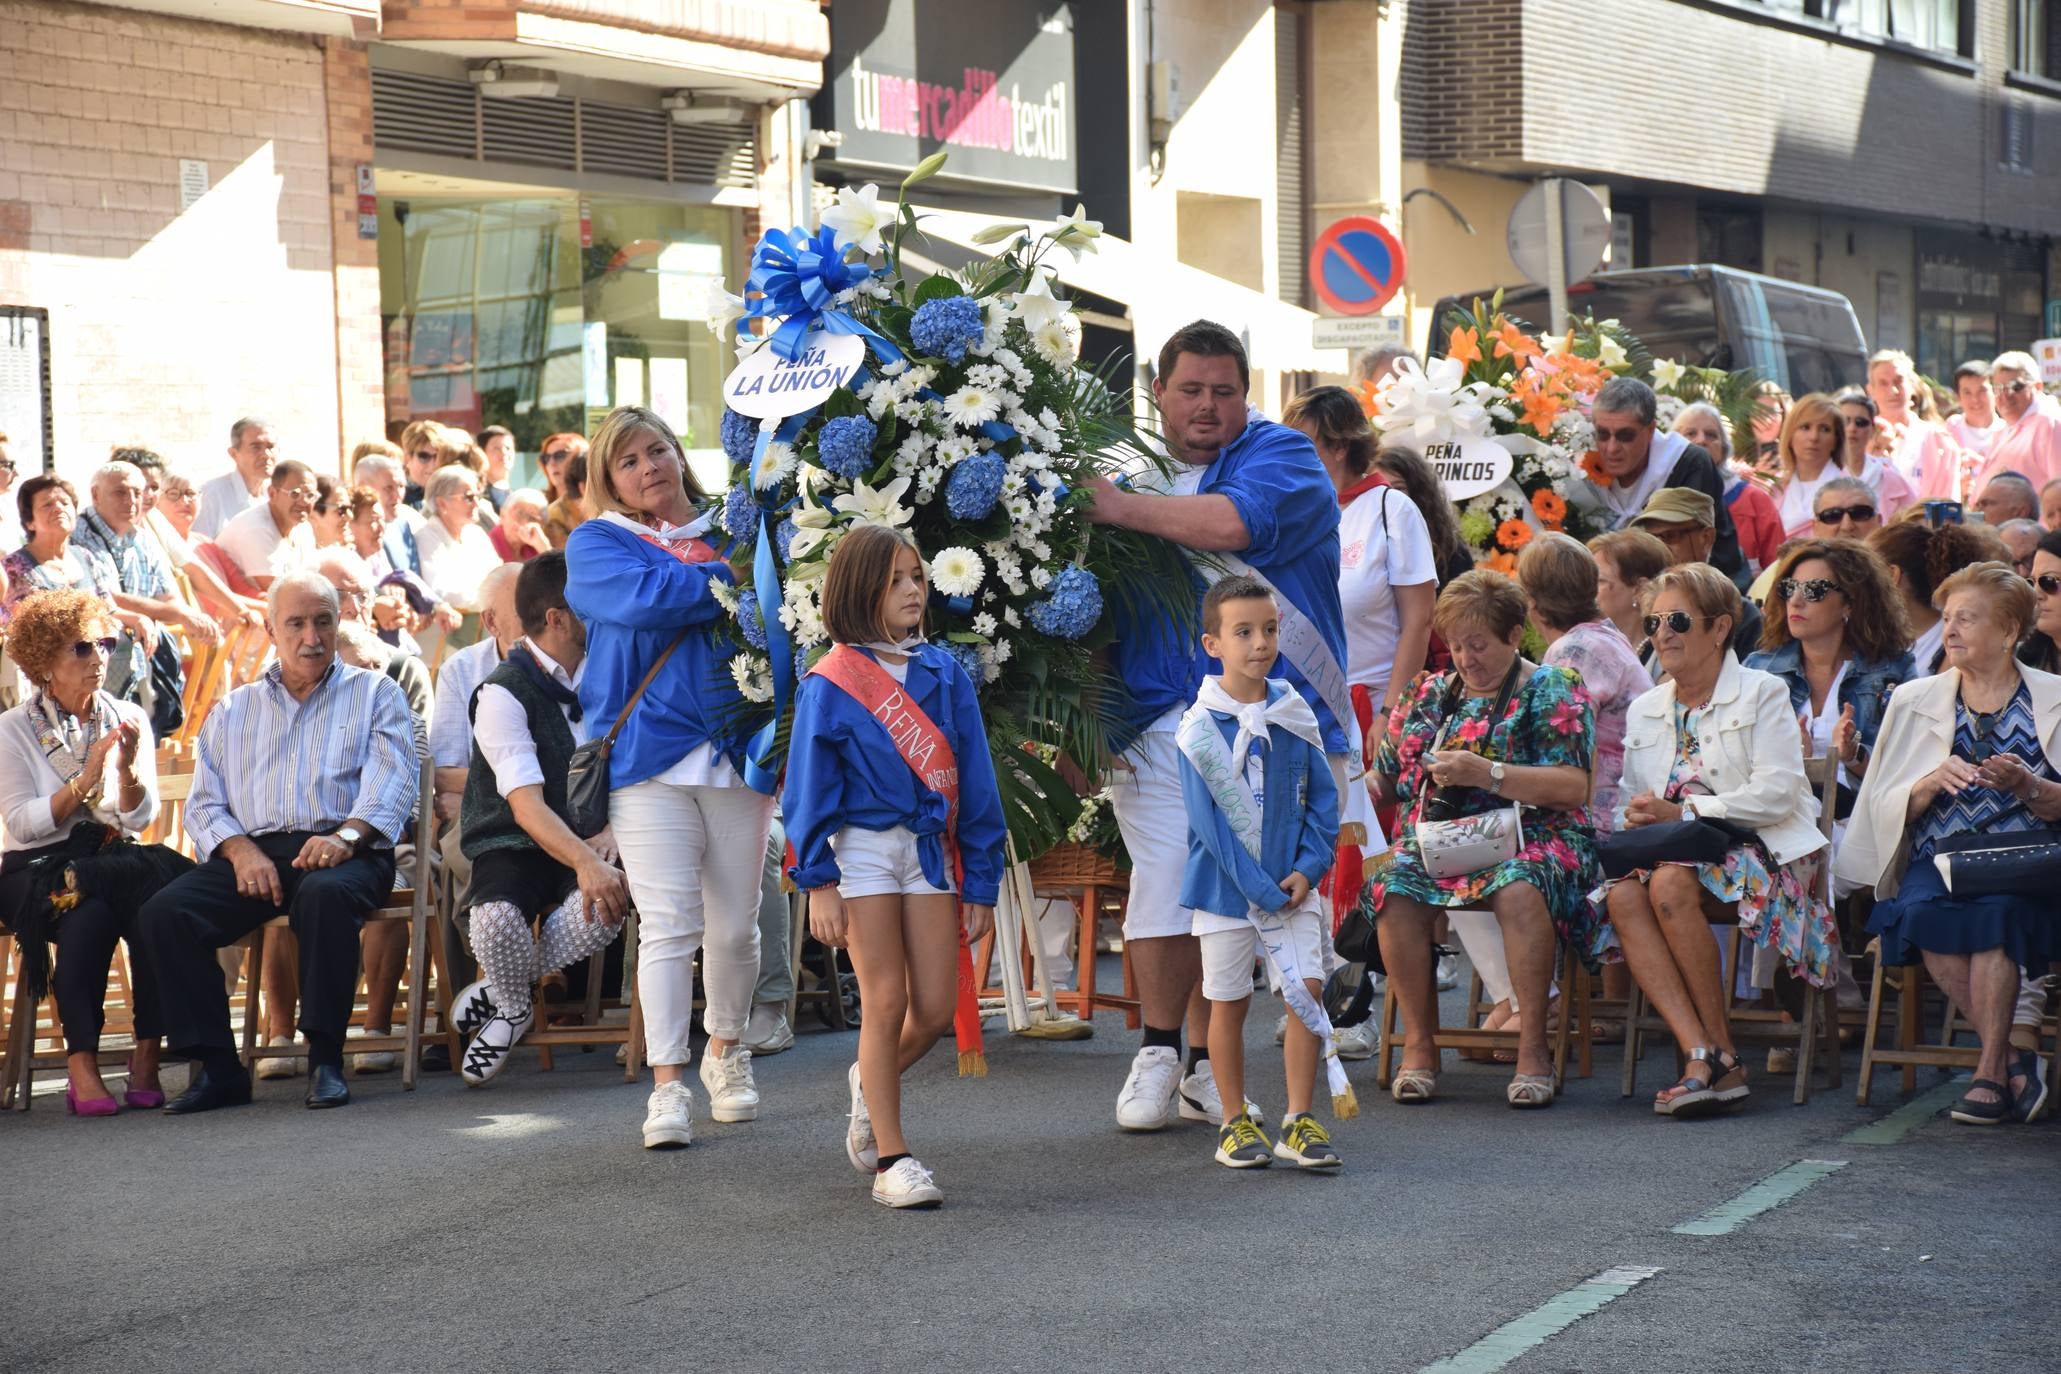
left=1084, top=320, right=1347, bottom=1134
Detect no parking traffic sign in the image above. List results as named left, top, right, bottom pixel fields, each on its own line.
left=1308, top=216, right=1407, bottom=317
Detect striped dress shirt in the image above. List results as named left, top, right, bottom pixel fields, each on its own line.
left=185, top=659, right=419, bottom=860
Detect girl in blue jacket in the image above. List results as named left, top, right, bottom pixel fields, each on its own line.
left=783, top=524, right=1005, bottom=1209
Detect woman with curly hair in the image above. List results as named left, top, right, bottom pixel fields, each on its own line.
left=1869, top=519, right=1998, bottom=677
left=0, top=589, right=188, bottom=1114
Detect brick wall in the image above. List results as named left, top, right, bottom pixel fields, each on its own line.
left=1400, top=0, right=2061, bottom=235
left=323, top=37, right=385, bottom=452
left=0, top=1, right=347, bottom=484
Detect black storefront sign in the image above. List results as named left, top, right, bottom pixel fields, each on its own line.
left=819, top=0, right=1077, bottom=195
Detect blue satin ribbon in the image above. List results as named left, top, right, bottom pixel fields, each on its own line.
left=742, top=418, right=805, bottom=793
left=741, top=224, right=906, bottom=366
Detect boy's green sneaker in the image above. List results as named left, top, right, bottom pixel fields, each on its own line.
left=1214, top=1111, right=1274, bottom=1169
left=1276, top=1112, right=1341, bottom=1169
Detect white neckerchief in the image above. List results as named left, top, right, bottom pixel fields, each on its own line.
left=1599, top=428, right=1691, bottom=526
left=594, top=508, right=712, bottom=544
left=859, top=634, right=926, bottom=657
left=1190, top=676, right=1325, bottom=767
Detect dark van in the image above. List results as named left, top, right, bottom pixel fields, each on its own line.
left=1428, top=266, right=1868, bottom=397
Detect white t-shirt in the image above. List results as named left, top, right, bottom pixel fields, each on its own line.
left=1912, top=618, right=1944, bottom=677
left=472, top=639, right=590, bottom=796
left=1776, top=467, right=1839, bottom=538
left=215, top=501, right=315, bottom=581
left=1337, top=483, right=1436, bottom=698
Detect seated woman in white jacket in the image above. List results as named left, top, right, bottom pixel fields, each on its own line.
left=1592, top=563, right=1834, bottom=1119
left=1836, top=562, right=2061, bottom=1126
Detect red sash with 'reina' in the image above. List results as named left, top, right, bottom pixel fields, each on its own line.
left=808, top=645, right=986, bottom=1076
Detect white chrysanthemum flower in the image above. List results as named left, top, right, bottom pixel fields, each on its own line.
left=991, top=639, right=1013, bottom=665
left=972, top=612, right=998, bottom=637
left=937, top=436, right=978, bottom=467
left=1029, top=565, right=1053, bottom=590
left=710, top=579, right=740, bottom=613
left=930, top=546, right=985, bottom=597
left=943, top=385, right=1004, bottom=429
left=966, top=363, right=1006, bottom=390
left=751, top=441, right=796, bottom=492
left=1003, top=606, right=1021, bottom=629
left=729, top=654, right=774, bottom=703
left=1006, top=495, right=1033, bottom=522
left=1031, top=315, right=1080, bottom=369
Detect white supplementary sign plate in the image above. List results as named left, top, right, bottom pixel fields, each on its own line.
left=723, top=329, right=865, bottom=419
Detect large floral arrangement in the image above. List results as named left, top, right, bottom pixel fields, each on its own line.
left=1362, top=292, right=1764, bottom=573
left=706, top=155, right=1188, bottom=857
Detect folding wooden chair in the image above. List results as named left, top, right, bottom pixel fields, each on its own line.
left=1373, top=924, right=1587, bottom=1093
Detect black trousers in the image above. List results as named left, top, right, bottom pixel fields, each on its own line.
left=135, top=832, right=395, bottom=1062
left=52, top=895, right=162, bottom=1054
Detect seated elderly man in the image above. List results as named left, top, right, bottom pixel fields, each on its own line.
left=1630, top=487, right=1763, bottom=659
left=489, top=488, right=552, bottom=563
left=216, top=460, right=319, bottom=591
left=137, top=572, right=418, bottom=1113
left=1974, top=472, right=2039, bottom=530
left=452, top=552, right=628, bottom=1084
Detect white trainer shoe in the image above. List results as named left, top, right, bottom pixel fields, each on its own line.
left=1115, top=1046, right=1181, bottom=1131
left=872, top=1156, right=943, bottom=1209
left=1176, top=1066, right=1265, bottom=1128
left=1334, top=1019, right=1379, bottom=1060
left=1435, top=951, right=1461, bottom=991
left=698, top=1044, right=760, bottom=1123
left=255, top=1041, right=300, bottom=1080
left=642, top=1080, right=695, bottom=1149
left=460, top=1005, right=535, bottom=1086
left=742, top=1002, right=796, bottom=1056
left=846, top=1062, right=878, bottom=1172
left=351, top=1049, right=398, bottom=1075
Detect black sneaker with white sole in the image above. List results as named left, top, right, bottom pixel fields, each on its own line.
left=460, top=1006, right=535, bottom=1086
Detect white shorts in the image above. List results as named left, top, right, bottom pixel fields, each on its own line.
left=1197, top=905, right=1327, bottom=1003
left=831, top=826, right=954, bottom=900
left=1108, top=730, right=1193, bottom=940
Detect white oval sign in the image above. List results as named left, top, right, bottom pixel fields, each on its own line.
left=1426, top=435, right=1515, bottom=501
left=722, top=328, right=866, bottom=419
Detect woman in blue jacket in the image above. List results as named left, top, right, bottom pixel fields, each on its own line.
left=782, top=525, right=1004, bottom=1209
left=565, top=406, right=774, bottom=1151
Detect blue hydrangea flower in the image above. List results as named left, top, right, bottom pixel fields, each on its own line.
left=910, top=294, right=985, bottom=365
left=794, top=645, right=816, bottom=683
left=944, top=451, right=1006, bottom=520
left=816, top=415, right=878, bottom=480
left=775, top=516, right=800, bottom=565
left=720, top=486, right=759, bottom=541
left=1026, top=566, right=1103, bottom=640
left=720, top=409, right=758, bottom=468
left=937, top=639, right=985, bottom=685
left=735, top=589, right=769, bottom=650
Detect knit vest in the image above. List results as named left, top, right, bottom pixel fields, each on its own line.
left=460, top=655, right=578, bottom=860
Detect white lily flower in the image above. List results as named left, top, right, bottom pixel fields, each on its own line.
left=1050, top=203, right=1103, bottom=258
left=820, top=183, right=890, bottom=256
left=786, top=491, right=838, bottom=561
left=696, top=278, right=745, bottom=339
left=832, top=475, right=915, bottom=529
left=1010, top=267, right=1069, bottom=332
left=1650, top=357, right=1686, bottom=392
left=1597, top=334, right=1630, bottom=370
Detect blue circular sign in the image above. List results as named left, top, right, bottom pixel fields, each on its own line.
left=1309, top=217, right=1407, bottom=317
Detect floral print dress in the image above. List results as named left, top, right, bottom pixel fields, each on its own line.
left=1369, top=663, right=1600, bottom=950
left=1587, top=699, right=1838, bottom=986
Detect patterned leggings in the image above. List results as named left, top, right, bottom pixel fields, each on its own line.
left=470, top=893, right=621, bottom=1016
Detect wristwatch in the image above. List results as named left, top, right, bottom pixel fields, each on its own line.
left=334, top=824, right=367, bottom=852
left=1489, top=762, right=1507, bottom=795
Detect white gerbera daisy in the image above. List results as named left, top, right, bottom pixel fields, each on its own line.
left=1030, top=315, right=1080, bottom=368
left=972, top=612, right=998, bottom=637
left=751, top=440, right=796, bottom=492
left=930, top=546, right=985, bottom=598
left=729, top=654, right=774, bottom=704
left=709, top=579, right=740, bottom=613
left=943, top=385, right=1004, bottom=430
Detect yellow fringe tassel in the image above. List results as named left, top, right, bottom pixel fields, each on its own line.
left=958, top=1050, right=987, bottom=1078
left=1331, top=1082, right=1360, bottom=1119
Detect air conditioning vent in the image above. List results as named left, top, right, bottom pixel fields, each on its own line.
left=372, top=70, right=478, bottom=160
left=580, top=101, right=670, bottom=179
left=481, top=93, right=578, bottom=170
left=674, top=121, right=756, bottom=190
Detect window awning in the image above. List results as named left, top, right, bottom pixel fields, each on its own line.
left=909, top=208, right=1347, bottom=376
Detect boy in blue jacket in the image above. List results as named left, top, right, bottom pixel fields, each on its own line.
left=1177, top=575, right=1345, bottom=1169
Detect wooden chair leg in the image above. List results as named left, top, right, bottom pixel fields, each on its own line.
left=239, top=933, right=264, bottom=1067
left=1620, top=981, right=1643, bottom=1098
left=1793, top=982, right=1818, bottom=1105
left=1375, top=975, right=1400, bottom=1090
left=1076, top=890, right=1098, bottom=1020
left=1857, top=945, right=1887, bottom=1107
left=403, top=910, right=428, bottom=1093
left=1820, top=976, right=1843, bottom=1092
left=1898, top=959, right=1920, bottom=1097
left=1574, top=964, right=1593, bottom=1081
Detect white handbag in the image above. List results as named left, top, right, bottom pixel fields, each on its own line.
left=1410, top=659, right=1528, bottom=881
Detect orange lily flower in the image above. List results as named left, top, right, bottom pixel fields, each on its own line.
left=1448, top=325, right=1484, bottom=367
left=1490, top=319, right=1540, bottom=363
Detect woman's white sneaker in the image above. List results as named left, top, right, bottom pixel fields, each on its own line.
left=697, top=1044, right=760, bottom=1122
left=872, top=1156, right=943, bottom=1209
left=846, top=1062, right=878, bottom=1172
left=641, top=1080, right=695, bottom=1149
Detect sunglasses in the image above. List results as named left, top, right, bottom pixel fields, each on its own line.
left=1643, top=611, right=1716, bottom=637
left=1594, top=426, right=1644, bottom=445
left=0, top=459, right=15, bottom=472
left=70, top=637, right=120, bottom=659
left=451, top=490, right=481, bottom=504
left=542, top=449, right=569, bottom=462
left=2000, top=380, right=2034, bottom=395
left=1778, top=577, right=1842, bottom=603
left=1814, top=503, right=1876, bottom=524
left=1843, top=416, right=1873, bottom=428
left=413, top=449, right=437, bottom=462
left=2037, top=574, right=2061, bottom=596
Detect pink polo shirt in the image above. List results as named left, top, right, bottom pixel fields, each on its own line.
left=1896, top=422, right=1966, bottom=501
left=1973, top=411, right=2061, bottom=499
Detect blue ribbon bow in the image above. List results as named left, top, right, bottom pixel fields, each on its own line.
left=740, top=224, right=904, bottom=366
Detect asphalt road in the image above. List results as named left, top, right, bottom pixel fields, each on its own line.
left=5, top=964, right=2055, bottom=1374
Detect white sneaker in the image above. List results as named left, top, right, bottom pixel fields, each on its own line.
left=641, top=1080, right=695, bottom=1149
left=1334, top=1019, right=1379, bottom=1060
left=1435, top=951, right=1461, bottom=991
left=255, top=1041, right=300, bottom=1080
left=1176, top=1066, right=1265, bottom=1128
left=698, top=1044, right=759, bottom=1123
left=450, top=978, right=498, bottom=1040
left=846, top=1062, right=878, bottom=1173
left=351, top=1049, right=398, bottom=1075
left=742, top=1002, right=796, bottom=1056
left=1273, top=1013, right=1288, bottom=1045
left=872, top=1156, right=943, bottom=1209
left=460, top=1005, right=535, bottom=1086
left=1115, top=1046, right=1181, bottom=1131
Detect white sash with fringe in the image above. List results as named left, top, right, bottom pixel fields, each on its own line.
left=1176, top=679, right=1357, bottom=1115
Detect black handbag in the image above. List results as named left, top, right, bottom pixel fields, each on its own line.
left=1323, top=884, right=1383, bottom=1028
left=1597, top=815, right=1760, bottom=880
left=563, top=629, right=690, bottom=836
left=1931, top=801, right=2061, bottom=897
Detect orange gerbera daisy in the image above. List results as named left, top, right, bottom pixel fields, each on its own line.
left=1579, top=449, right=1607, bottom=483
left=1532, top=488, right=1566, bottom=528
left=1448, top=325, right=1484, bottom=368
left=1485, top=551, right=1519, bottom=574
left=1496, top=518, right=1532, bottom=551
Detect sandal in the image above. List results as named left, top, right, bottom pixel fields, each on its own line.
left=1391, top=1067, right=1438, bottom=1103
left=1656, top=1047, right=1745, bottom=1118
left=1506, top=1073, right=1554, bottom=1109
left=1950, top=1077, right=2013, bottom=1126
left=2009, top=1051, right=2049, bottom=1124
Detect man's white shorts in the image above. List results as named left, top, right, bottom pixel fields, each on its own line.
left=831, top=826, right=954, bottom=900
left=1107, top=730, right=1192, bottom=940
left=1197, top=905, right=1326, bottom=1003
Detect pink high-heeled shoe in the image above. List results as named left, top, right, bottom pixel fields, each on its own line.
left=123, top=1054, right=166, bottom=1110
left=65, top=1083, right=120, bottom=1117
